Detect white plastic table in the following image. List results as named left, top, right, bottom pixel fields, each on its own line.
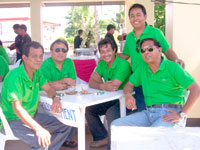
left=111, top=126, right=200, bottom=150
left=39, top=87, right=126, bottom=150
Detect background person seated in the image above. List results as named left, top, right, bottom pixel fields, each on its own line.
left=40, top=39, right=77, bottom=90
left=112, top=38, right=200, bottom=128
left=86, top=38, right=131, bottom=148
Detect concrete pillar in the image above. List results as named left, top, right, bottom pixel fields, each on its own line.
left=30, top=0, right=43, bottom=44
left=125, top=0, right=154, bottom=33
left=166, top=0, right=200, bottom=118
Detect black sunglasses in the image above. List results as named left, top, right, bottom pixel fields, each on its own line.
left=136, top=39, right=140, bottom=53
left=55, top=48, right=68, bottom=53
left=141, top=46, right=154, bottom=54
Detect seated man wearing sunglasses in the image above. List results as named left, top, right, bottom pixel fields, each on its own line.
left=40, top=39, right=77, bottom=91
left=112, top=38, right=200, bottom=128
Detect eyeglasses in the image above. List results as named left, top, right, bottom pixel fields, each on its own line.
left=136, top=39, right=140, bottom=53
left=140, top=46, right=154, bottom=54
left=55, top=48, right=68, bottom=53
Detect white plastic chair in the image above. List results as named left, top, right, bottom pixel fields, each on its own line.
left=0, top=107, right=19, bottom=150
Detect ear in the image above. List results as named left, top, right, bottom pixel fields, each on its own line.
left=158, top=47, right=162, bottom=53
left=22, top=55, right=27, bottom=62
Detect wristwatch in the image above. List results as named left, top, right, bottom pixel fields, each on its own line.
left=52, top=95, right=60, bottom=99
left=179, top=111, right=187, bottom=118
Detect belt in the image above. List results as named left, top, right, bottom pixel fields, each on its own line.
left=147, top=104, right=183, bottom=109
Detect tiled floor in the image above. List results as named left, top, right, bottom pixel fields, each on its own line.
left=5, top=126, right=107, bottom=150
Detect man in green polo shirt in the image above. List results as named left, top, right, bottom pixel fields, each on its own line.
left=40, top=39, right=76, bottom=91
left=0, top=45, right=9, bottom=65
left=0, top=56, right=9, bottom=82
left=112, top=38, right=200, bottom=128
left=117, top=3, right=185, bottom=112
left=86, top=38, right=131, bottom=148
left=0, top=41, right=76, bottom=149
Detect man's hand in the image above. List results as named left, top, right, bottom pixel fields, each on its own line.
left=35, top=127, right=51, bottom=147
left=175, top=58, right=185, bottom=69
left=125, top=94, right=137, bottom=110
left=102, top=81, right=118, bottom=91
left=162, top=109, right=183, bottom=123
left=51, top=97, right=62, bottom=114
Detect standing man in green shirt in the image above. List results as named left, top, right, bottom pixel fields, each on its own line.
left=112, top=38, right=200, bottom=127
left=0, top=41, right=76, bottom=150
left=40, top=39, right=76, bottom=91
left=117, top=3, right=185, bottom=112
left=0, top=56, right=9, bottom=82
left=86, top=38, right=131, bottom=148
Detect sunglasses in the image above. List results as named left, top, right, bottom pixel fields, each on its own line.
left=55, top=48, right=68, bottom=53
left=140, top=46, right=154, bottom=54
left=136, top=39, right=140, bottom=53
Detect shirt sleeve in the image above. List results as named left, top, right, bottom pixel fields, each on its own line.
left=156, top=29, right=170, bottom=53
left=112, top=60, right=131, bottom=83
left=95, top=60, right=103, bottom=77
left=38, top=71, right=48, bottom=87
left=68, top=59, right=77, bottom=79
left=171, top=63, right=195, bottom=89
left=122, top=39, right=130, bottom=56
left=129, top=68, right=142, bottom=87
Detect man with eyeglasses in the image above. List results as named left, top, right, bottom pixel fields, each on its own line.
left=112, top=38, right=200, bottom=128
left=0, top=41, right=76, bottom=149
left=40, top=39, right=77, bottom=91
left=117, top=3, right=185, bottom=112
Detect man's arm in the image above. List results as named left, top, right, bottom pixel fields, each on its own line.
left=117, top=53, right=129, bottom=60
left=123, top=82, right=137, bottom=110
left=0, top=76, right=2, bottom=82
left=89, top=71, right=122, bottom=91
left=12, top=100, right=51, bottom=147
left=164, top=48, right=185, bottom=68
left=41, top=83, right=62, bottom=114
left=48, top=78, right=76, bottom=91
left=163, top=82, right=200, bottom=123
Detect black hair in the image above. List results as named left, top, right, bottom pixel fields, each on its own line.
left=13, top=24, right=20, bottom=29
left=22, top=41, right=44, bottom=57
left=50, top=39, right=69, bottom=51
left=19, top=24, right=27, bottom=32
left=129, top=3, right=147, bottom=16
left=78, top=29, right=83, bottom=35
left=140, top=38, right=161, bottom=48
left=107, top=24, right=116, bottom=31
left=98, top=38, right=115, bottom=52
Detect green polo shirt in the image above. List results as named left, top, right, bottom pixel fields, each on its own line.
left=0, top=64, right=47, bottom=122
left=129, top=59, right=195, bottom=106
left=40, top=57, right=77, bottom=82
left=123, top=23, right=170, bottom=72
left=95, top=55, right=131, bottom=89
left=0, top=56, right=9, bottom=81
left=0, top=46, right=9, bottom=65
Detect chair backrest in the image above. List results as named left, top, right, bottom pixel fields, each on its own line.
left=0, top=107, right=14, bottom=136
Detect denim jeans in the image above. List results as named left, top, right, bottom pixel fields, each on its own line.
left=1, top=112, right=77, bottom=150
left=85, top=100, right=120, bottom=141
left=112, top=107, right=186, bottom=127
left=134, top=86, right=146, bottom=112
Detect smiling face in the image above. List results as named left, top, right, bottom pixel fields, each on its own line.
left=129, top=7, right=147, bottom=29
left=141, top=40, right=162, bottom=64
left=22, top=47, right=44, bottom=71
left=99, top=43, right=115, bottom=66
left=51, top=42, right=68, bottom=63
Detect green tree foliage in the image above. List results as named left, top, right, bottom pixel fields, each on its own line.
left=154, top=4, right=165, bottom=35
left=112, top=5, right=125, bottom=33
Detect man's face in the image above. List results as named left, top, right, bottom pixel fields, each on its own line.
left=141, top=40, right=161, bottom=64
left=51, top=42, right=68, bottom=63
left=110, top=28, right=115, bottom=34
left=99, top=43, right=115, bottom=64
left=23, top=47, right=44, bottom=70
left=14, top=28, right=19, bottom=34
left=129, top=8, right=147, bottom=29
